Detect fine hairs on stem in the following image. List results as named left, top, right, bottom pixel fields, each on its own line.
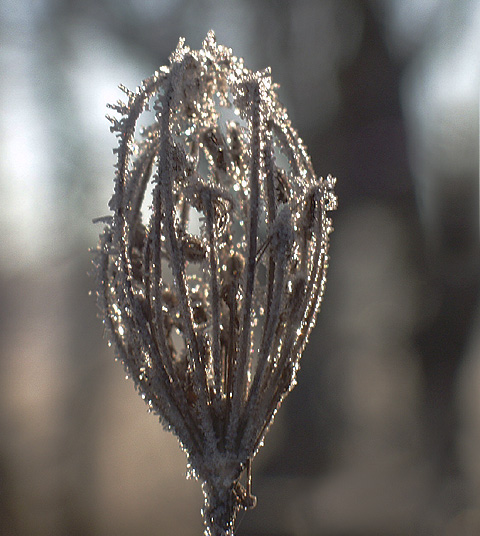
left=93, top=31, right=337, bottom=536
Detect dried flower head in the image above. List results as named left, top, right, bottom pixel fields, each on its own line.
left=94, top=31, right=337, bottom=536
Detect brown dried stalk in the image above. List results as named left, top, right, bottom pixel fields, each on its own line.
left=93, top=31, right=337, bottom=536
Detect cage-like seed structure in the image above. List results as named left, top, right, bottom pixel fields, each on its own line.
left=94, top=31, right=337, bottom=536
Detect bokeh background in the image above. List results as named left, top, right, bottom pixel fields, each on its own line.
left=1, top=1, right=479, bottom=535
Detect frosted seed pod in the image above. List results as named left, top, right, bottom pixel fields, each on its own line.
left=93, top=30, right=336, bottom=536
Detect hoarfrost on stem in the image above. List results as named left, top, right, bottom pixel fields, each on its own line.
left=93, top=30, right=337, bottom=536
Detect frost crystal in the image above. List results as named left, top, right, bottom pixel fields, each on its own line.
left=94, top=31, right=337, bottom=536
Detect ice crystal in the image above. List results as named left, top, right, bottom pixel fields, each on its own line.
left=94, top=31, right=337, bottom=536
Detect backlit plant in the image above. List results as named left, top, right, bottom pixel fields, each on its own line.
left=94, top=31, right=337, bottom=536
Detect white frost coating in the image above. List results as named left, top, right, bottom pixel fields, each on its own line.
left=93, top=30, right=337, bottom=536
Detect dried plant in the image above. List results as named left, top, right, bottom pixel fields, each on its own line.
left=93, top=31, right=337, bottom=536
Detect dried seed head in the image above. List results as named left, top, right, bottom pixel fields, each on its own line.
left=93, top=30, right=337, bottom=536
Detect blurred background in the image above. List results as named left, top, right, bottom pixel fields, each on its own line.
left=0, top=1, right=479, bottom=534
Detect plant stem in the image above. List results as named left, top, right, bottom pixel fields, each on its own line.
left=203, top=482, right=239, bottom=536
